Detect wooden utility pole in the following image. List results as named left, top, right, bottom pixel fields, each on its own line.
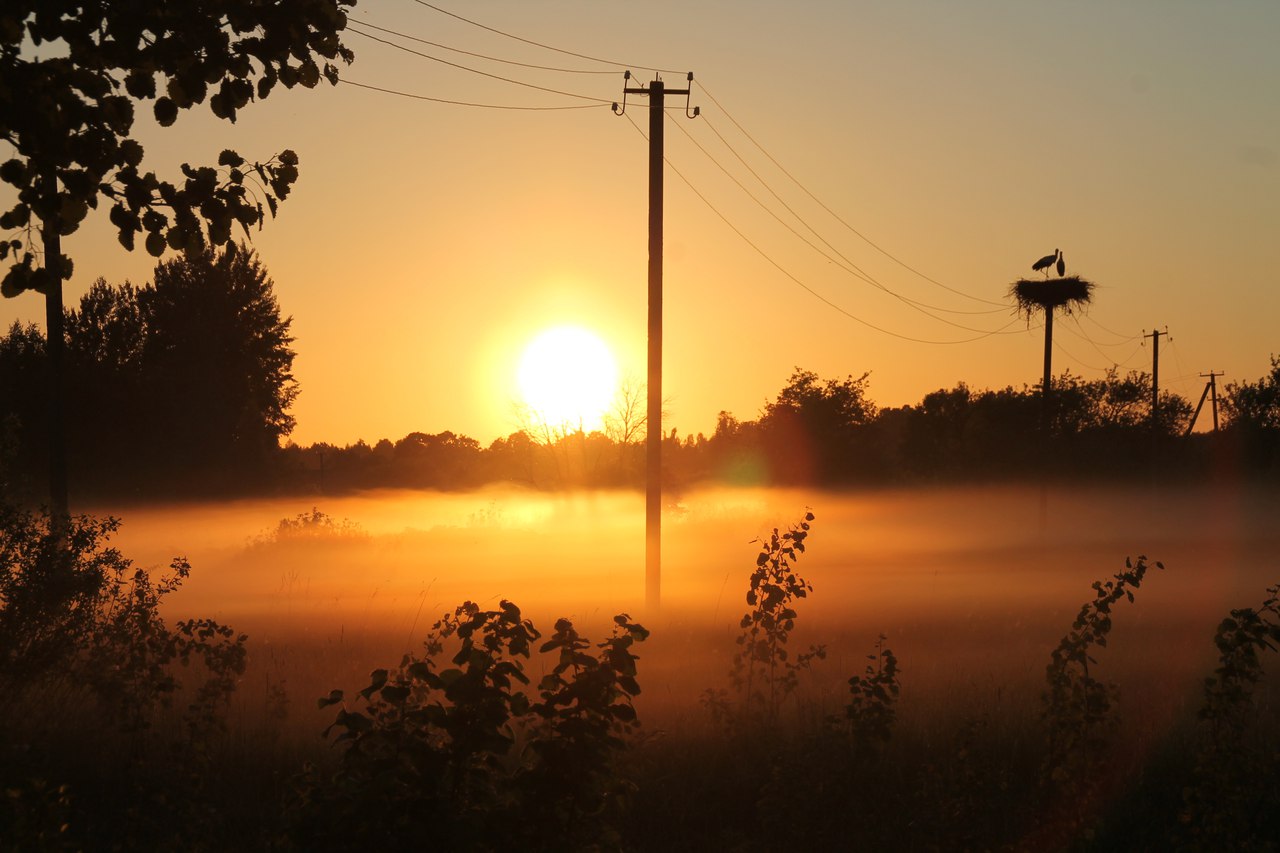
left=616, top=73, right=697, bottom=611
left=1041, top=304, right=1054, bottom=432
left=1144, top=327, right=1168, bottom=430
left=1186, top=370, right=1223, bottom=436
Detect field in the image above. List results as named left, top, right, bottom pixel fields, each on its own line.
left=8, top=483, right=1280, bottom=850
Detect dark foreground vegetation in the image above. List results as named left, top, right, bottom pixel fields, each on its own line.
left=3, top=506, right=1278, bottom=852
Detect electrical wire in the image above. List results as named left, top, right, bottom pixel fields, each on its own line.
left=1081, top=312, right=1140, bottom=343
left=1053, top=338, right=1110, bottom=373
left=682, top=115, right=1009, bottom=320
left=625, top=113, right=1022, bottom=346
left=1064, top=315, right=1144, bottom=369
left=353, top=18, right=619, bottom=74
left=696, top=115, right=1006, bottom=318
left=411, top=0, right=686, bottom=75
left=345, top=24, right=615, bottom=103
left=336, top=78, right=610, bottom=110
left=697, top=84, right=1007, bottom=308
left=669, top=116, right=1015, bottom=335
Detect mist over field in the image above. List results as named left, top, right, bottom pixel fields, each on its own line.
left=95, top=483, right=1280, bottom=728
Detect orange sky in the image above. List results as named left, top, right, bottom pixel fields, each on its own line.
left=4, top=1, right=1278, bottom=447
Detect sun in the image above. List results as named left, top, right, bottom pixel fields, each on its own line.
left=517, top=326, right=619, bottom=432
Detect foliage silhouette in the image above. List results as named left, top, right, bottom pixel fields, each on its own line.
left=1038, top=555, right=1161, bottom=842
left=294, top=601, right=649, bottom=852
left=840, top=632, right=900, bottom=755
left=705, top=512, right=827, bottom=727
left=0, top=504, right=247, bottom=847
left=0, top=247, right=297, bottom=496
left=1179, top=583, right=1280, bottom=850
left=0, top=0, right=353, bottom=514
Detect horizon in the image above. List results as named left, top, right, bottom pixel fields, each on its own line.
left=3, top=0, right=1277, bottom=448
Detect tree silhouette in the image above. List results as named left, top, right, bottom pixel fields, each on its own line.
left=1, top=0, right=354, bottom=516
left=1223, top=355, right=1280, bottom=432
left=2, top=248, right=298, bottom=495
left=760, top=368, right=876, bottom=483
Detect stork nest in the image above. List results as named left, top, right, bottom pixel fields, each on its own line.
left=1010, top=276, right=1095, bottom=318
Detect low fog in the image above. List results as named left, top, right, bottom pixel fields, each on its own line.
left=91, top=483, right=1280, bottom=730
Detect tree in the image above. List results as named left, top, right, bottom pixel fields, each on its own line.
left=132, top=247, right=298, bottom=483
left=759, top=368, right=876, bottom=483
left=1, top=0, right=355, bottom=515
left=1, top=248, right=299, bottom=495
left=1223, top=355, right=1280, bottom=432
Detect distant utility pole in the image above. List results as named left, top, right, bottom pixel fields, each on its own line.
left=1143, top=326, right=1169, bottom=430
left=614, top=72, right=698, bottom=611
left=1186, top=370, right=1223, bottom=436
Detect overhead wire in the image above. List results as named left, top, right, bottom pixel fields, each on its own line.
left=1081, top=313, right=1141, bottom=343
left=357, top=11, right=1012, bottom=325
left=336, top=78, right=610, bottom=110
left=625, top=113, right=1022, bottom=346
left=345, top=23, right=615, bottom=103
left=352, top=18, right=619, bottom=74
left=696, top=83, right=1007, bottom=308
left=410, top=0, right=685, bottom=74
left=1052, top=338, right=1111, bottom=373
left=697, top=116, right=1006, bottom=318
left=668, top=116, right=1016, bottom=335
left=342, top=11, right=1042, bottom=348
left=1063, top=314, right=1144, bottom=369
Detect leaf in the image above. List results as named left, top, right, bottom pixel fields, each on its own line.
left=144, top=231, right=166, bottom=257
left=317, top=689, right=343, bottom=709
left=154, top=97, right=178, bottom=127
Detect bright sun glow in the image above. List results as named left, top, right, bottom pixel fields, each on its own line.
left=517, top=326, right=619, bottom=432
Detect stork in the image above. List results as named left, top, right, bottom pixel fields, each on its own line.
left=1056, top=252, right=1066, bottom=277
left=1031, top=248, right=1059, bottom=276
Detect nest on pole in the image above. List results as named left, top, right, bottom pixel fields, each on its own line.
left=1009, top=276, right=1095, bottom=319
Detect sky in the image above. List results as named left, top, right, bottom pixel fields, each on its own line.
left=4, top=0, right=1278, bottom=447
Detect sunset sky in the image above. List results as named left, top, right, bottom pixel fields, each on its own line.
left=4, top=0, right=1277, bottom=447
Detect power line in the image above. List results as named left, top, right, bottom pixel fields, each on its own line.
left=626, top=113, right=1022, bottom=346
left=353, top=18, right=618, bottom=74
left=669, top=116, right=1014, bottom=335
left=697, top=84, right=1007, bottom=308
left=336, top=77, right=610, bottom=110
left=1081, top=312, right=1140, bottom=343
left=695, top=116, right=1005, bottom=318
left=1063, top=315, right=1144, bottom=369
left=1053, top=338, right=1111, bottom=373
left=411, top=0, right=685, bottom=74
left=345, top=24, right=614, bottom=103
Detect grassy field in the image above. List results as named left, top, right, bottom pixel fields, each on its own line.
left=6, top=483, right=1279, bottom=849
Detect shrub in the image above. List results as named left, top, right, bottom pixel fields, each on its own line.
left=1038, top=555, right=1161, bottom=841
left=0, top=505, right=247, bottom=847
left=293, top=601, right=648, bottom=851
left=1179, top=583, right=1280, bottom=850
left=706, top=512, right=826, bottom=727
left=841, top=633, right=900, bottom=755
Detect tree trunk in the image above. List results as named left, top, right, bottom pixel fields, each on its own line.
left=42, top=166, right=69, bottom=526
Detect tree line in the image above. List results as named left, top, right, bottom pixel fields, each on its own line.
left=3, top=249, right=1279, bottom=503
left=282, top=362, right=1280, bottom=495
left=1, top=247, right=296, bottom=501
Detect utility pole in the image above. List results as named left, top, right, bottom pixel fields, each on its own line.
left=1186, top=370, right=1223, bottom=436
left=614, top=72, right=697, bottom=611
left=1143, top=327, right=1168, bottom=431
